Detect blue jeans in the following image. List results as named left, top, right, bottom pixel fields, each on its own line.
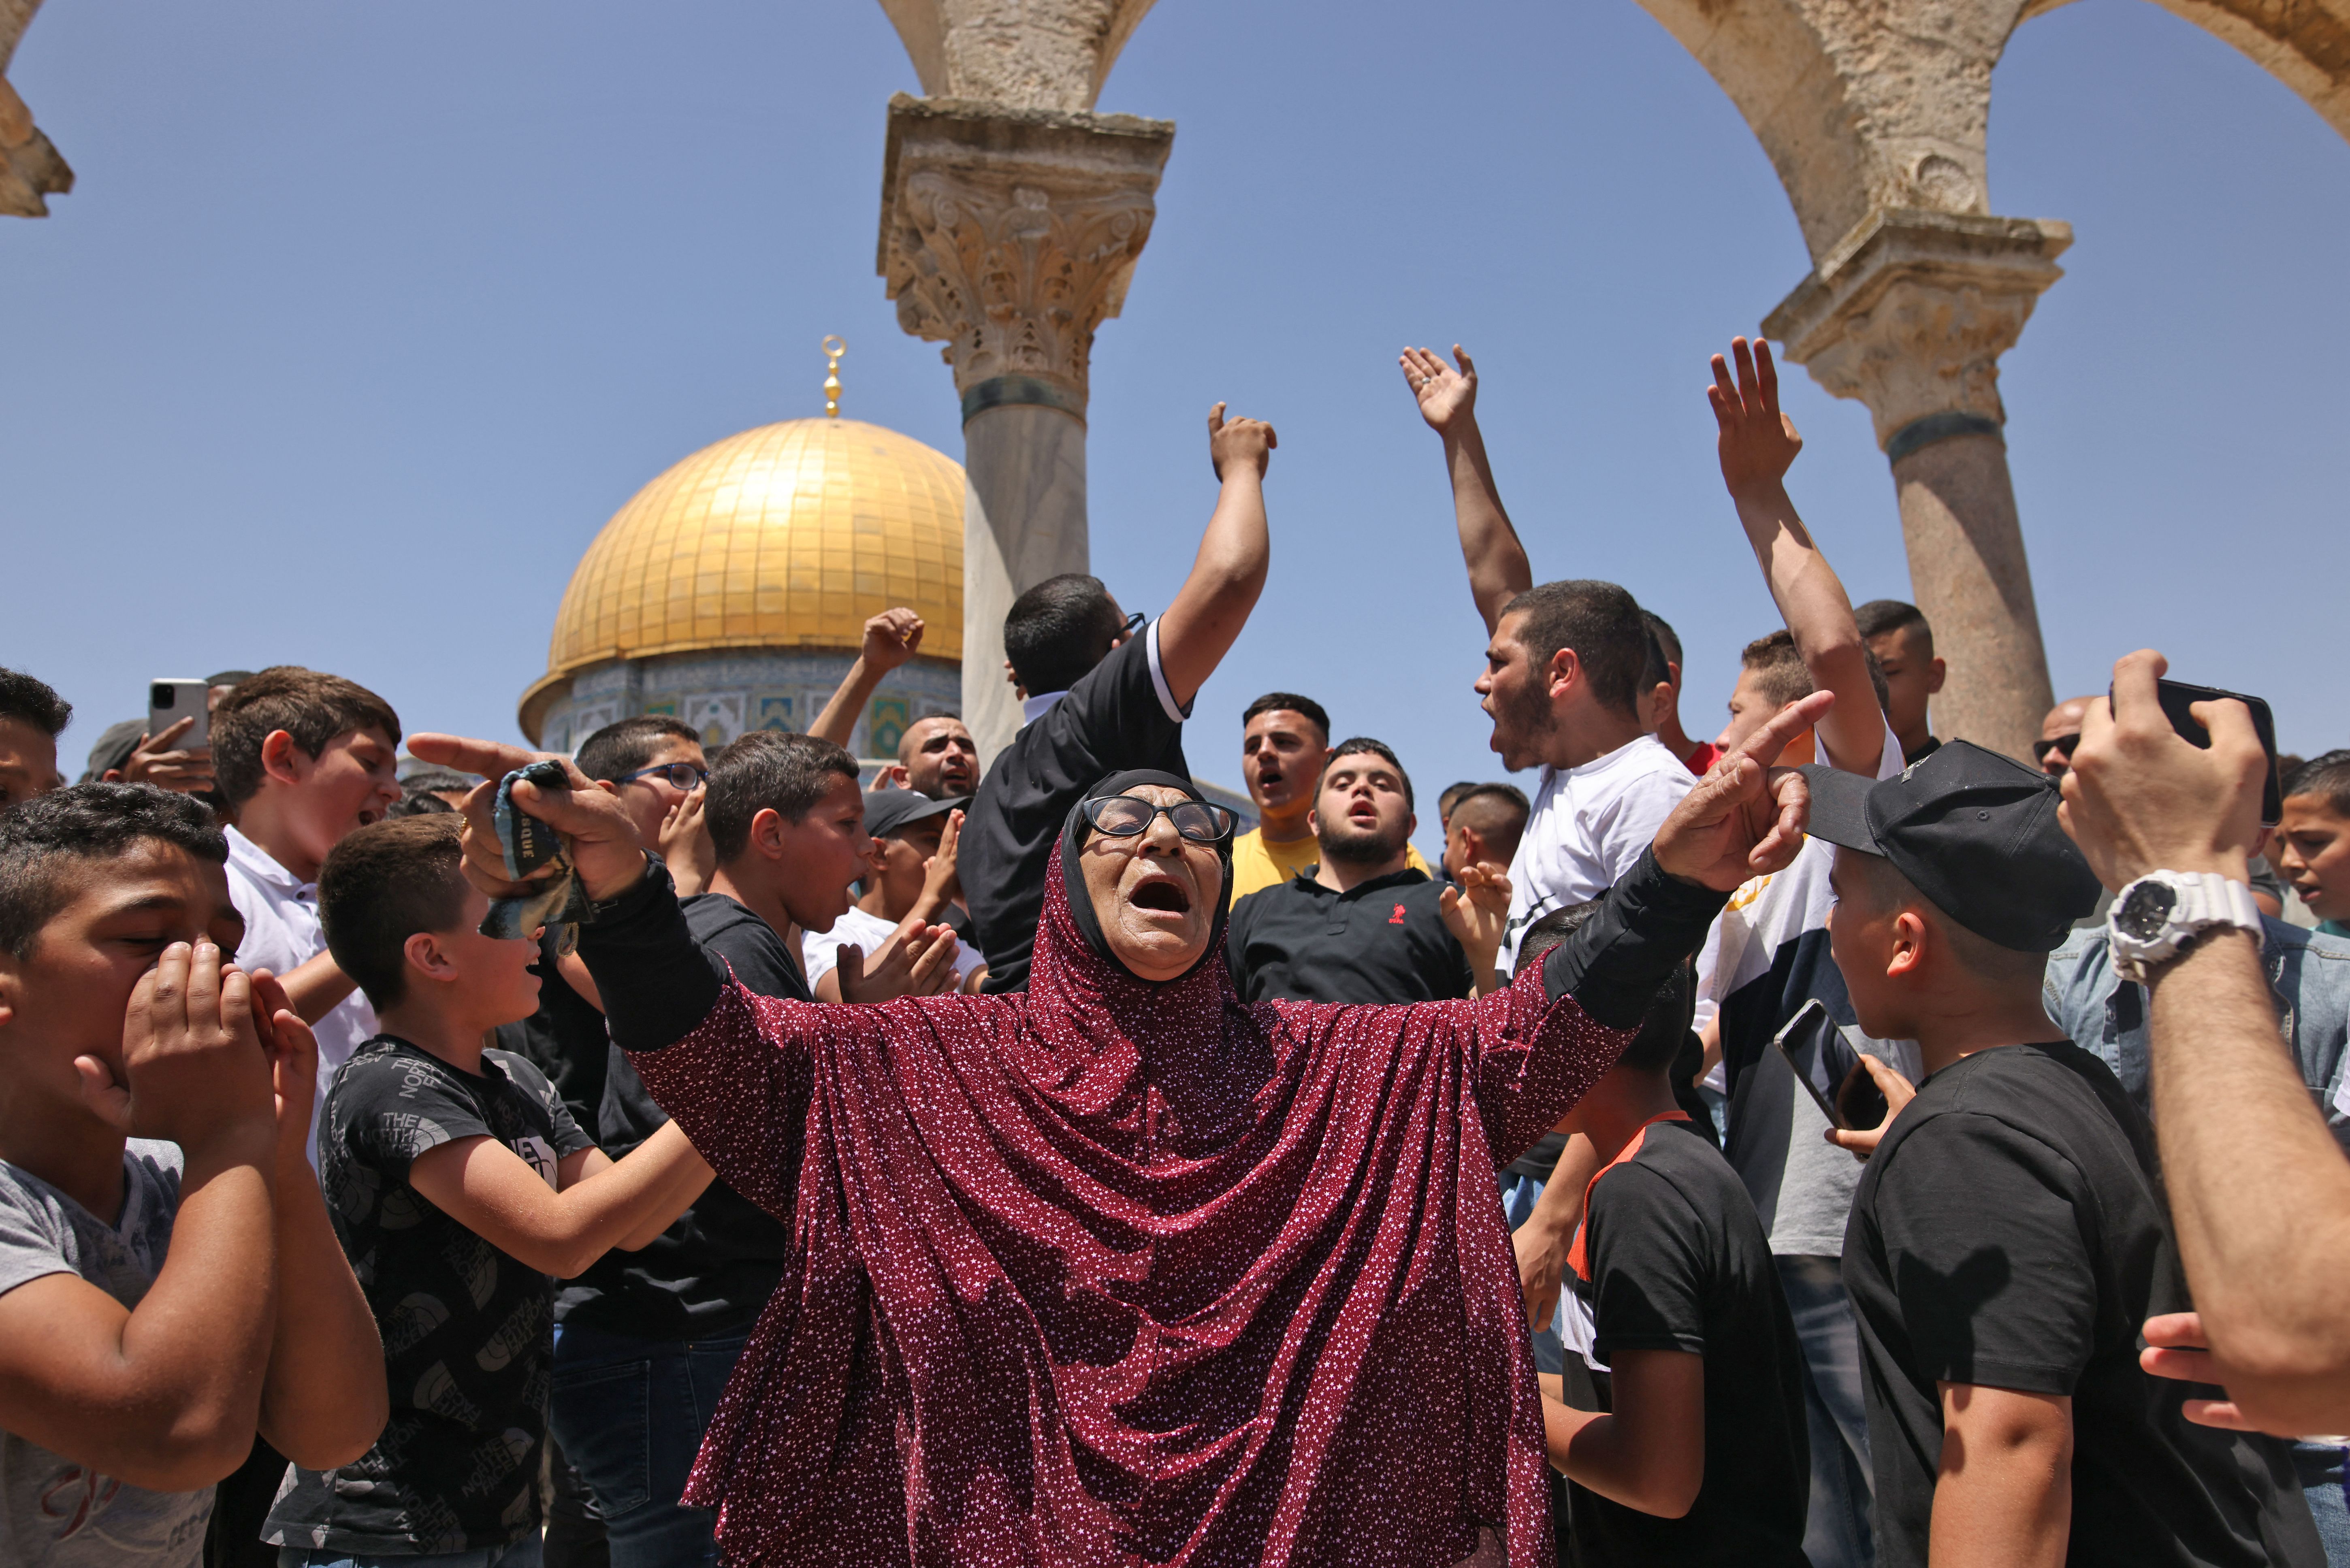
left=279, top=1540, right=542, bottom=1568
left=2296, top=1441, right=2350, bottom=1565
left=549, top=1322, right=749, bottom=1568
left=1776, top=1253, right=1875, bottom=1568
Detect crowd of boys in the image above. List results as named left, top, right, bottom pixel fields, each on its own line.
left=0, top=342, right=2346, bottom=1568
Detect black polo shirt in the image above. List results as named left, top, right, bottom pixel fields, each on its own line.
left=559, top=892, right=801, bottom=1343
left=1225, top=865, right=1475, bottom=1005
left=1842, top=1041, right=2321, bottom=1568
left=963, top=625, right=1190, bottom=993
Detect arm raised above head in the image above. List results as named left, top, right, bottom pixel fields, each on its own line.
left=1401, top=345, right=1532, bottom=634
left=1155, top=405, right=1275, bottom=710
left=1708, top=338, right=1882, bottom=777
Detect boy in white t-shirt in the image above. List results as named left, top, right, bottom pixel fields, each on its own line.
left=805, top=788, right=987, bottom=998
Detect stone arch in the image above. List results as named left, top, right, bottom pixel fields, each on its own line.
left=1629, top=0, right=2033, bottom=262
left=2020, top=0, right=2350, bottom=140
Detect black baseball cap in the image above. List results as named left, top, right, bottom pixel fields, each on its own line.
left=1798, top=740, right=2101, bottom=952
left=863, top=789, right=966, bottom=839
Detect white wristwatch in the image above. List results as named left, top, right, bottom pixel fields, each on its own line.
left=2108, top=871, right=2264, bottom=983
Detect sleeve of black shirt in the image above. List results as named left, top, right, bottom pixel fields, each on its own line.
left=1540, top=847, right=1728, bottom=1029
left=1871, top=1110, right=2099, bottom=1394
left=573, top=859, right=729, bottom=1055
left=1049, top=619, right=1191, bottom=764
left=1586, top=1161, right=1711, bottom=1361
left=1225, top=887, right=1262, bottom=997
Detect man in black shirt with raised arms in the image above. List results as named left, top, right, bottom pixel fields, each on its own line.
left=1806, top=741, right=2321, bottom=1567
left=1226, top=737, right=1498, bottom=1004
left=962, top=403, right=1275, bottom=992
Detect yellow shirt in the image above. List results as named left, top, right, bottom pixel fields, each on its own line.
left=1228, top=828, right=1433, bottom=906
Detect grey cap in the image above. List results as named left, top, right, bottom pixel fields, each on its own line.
left=81, top=719, right=149, bottom=783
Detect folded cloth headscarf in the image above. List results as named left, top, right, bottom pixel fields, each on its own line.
left=615, top=767, right=1640, bottom=1567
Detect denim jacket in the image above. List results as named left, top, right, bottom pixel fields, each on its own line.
left=2045, top=916, right=2350, bottom=1144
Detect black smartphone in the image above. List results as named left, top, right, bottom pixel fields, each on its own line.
left=2111, top=678, right=2284, bottom=826
left=1770, top=999, right=1845, bottom=1130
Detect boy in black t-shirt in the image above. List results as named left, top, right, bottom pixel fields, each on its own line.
left=266, top=816, right=712, bottom=1565
left=1531, top=907, right=1810, bottom=1567
left=1803, top=742, right=2322, bottom=1568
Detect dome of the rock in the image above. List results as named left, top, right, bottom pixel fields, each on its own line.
left=520, top=415, right=966, bottom=756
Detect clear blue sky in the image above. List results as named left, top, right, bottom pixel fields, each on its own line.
left=7, top=0, right=2345, bottom=865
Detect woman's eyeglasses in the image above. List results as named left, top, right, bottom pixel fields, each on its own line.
left=1080, top=796, right=1235, bottom=844
left=2029, top=733, right=2080, bottom=768
left=616, top=762, right=710, bottom=791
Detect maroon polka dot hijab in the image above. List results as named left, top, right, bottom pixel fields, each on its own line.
left=629, top=769, right=1631, bottom=1566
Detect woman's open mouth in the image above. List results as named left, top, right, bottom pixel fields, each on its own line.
left=1131, top=876, right=1191, bottom=914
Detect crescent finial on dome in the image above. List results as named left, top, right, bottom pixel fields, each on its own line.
left=822, top=335, right=846, bottom=418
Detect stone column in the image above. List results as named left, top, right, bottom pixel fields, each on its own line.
left=1, top=54, right=74, bottom=218
left=1765, top=209, right=2070, bottom=762
left=878, top=94, right=1175, bottom=764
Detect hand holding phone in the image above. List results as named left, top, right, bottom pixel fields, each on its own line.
left=2118, top=677, right=2282, bottom=826
left=147, top=680, right=211, bottom=754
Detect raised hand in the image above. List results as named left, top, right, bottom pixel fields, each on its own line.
left=1708, top=337, right=1803, bottom=498
left=1652, top=690, right=1834, bottom=889
left=658, top=783, right=716, bottom=899
left=920, top=809, right=965, bottom=912
left=2058, top=650, right=2265, bottom=891
left=1439, top=861, right=1512, bottom=968
left=408, top=734, right=650, bottom=903
left=248, top=968, right=321, bottom=1176
left=1208, top=402, right=1276, bottom=481
left=1399, top=345, right=1478, bottom=437
left=835, top=922, right=961, bottom=1003
left=119, top=715, right=217, bottom=795
left=93, top=940, right=278, bottom=1154
left=860, top=608, right=925, bottom=675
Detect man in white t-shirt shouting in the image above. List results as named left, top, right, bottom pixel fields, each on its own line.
left=1399, top=344, right=1694, bottom=965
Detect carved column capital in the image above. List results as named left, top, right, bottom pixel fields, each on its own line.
left=878, top=94, right=1174, bottom=424
left=1764, top=209, right=2069, bottom=454
left=0, top=75, right=72, bottom=218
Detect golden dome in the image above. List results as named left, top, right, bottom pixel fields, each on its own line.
left=522, top=416, right=965, bottom=738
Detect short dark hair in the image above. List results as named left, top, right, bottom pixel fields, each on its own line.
left=386, top=788, right=455, bottom=818
left=0, top=784, right=226, bottom=959
left=1243, top=692, right=1331, bottom=739
left=704, top=731, right=860, bottom=861
left=1520, top=900, right=1693, bottom=1072
left=318, top=815, right=468, bottom=1010
left=1451, top=782, right=1529, bottom=831
left=0, top=668, right=71, bottom=739
left=1004, top=574, right=1122, bottom=697
left=1437, top=782, right=1481, bottom=822
left=1740, top=630, right=1894, bottom=718
left=1642, top=611, right=1682, bottom=693
left=1740, top=631, right=1814, bottom=709
left=2285, top=751, right=2350, bottom=817
left=1498, top=580, right=1648, bottom=720
left=212, top=667, right=401, bottom=807
left=1319, top=737, right=1413, bottom=810
left=1855, top=599, right=1932, bottom=655
left=576, top=716, right=702, bottom=783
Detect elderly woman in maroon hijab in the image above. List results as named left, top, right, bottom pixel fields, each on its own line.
left=416, top=692, right=1828, bottom=1568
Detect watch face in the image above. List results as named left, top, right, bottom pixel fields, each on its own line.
left=2117, top=881, right=2178, bottom=942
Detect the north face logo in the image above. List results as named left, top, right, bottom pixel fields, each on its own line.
left=1390, top=904, right=1406, bottom=925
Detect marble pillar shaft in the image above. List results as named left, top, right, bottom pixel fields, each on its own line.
left=1889, top=431, right=2054, bottom=761
left=962, top=404, right=1090, bottom=767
